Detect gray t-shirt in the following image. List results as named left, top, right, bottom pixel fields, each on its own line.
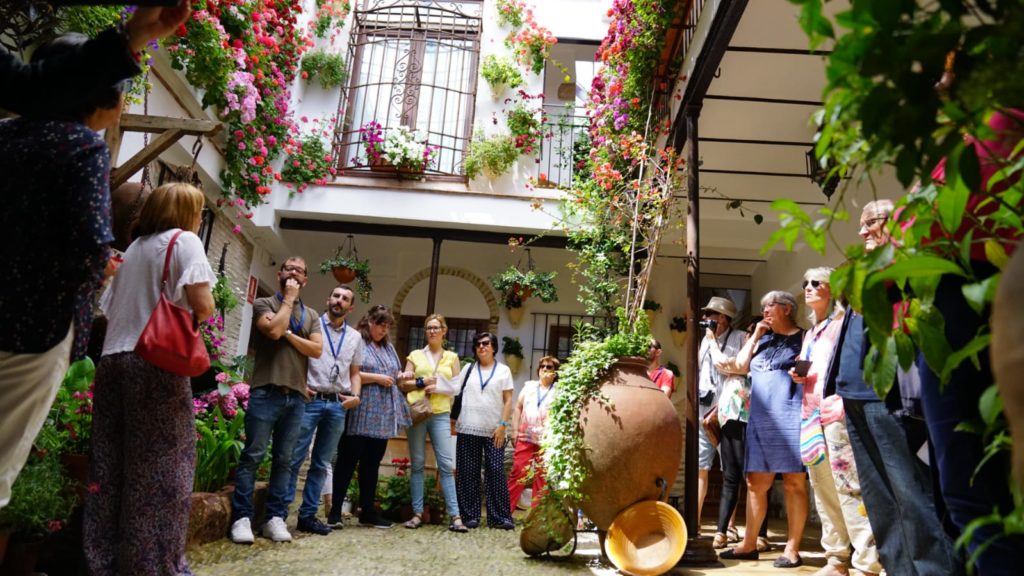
left=250, top=295, right=321, bottom=393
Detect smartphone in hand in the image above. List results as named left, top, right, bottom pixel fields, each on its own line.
left=792, top=360, right=812, bottom=377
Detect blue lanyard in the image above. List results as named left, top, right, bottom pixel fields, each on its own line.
left=321, top=316, right=347, bottom=362
left=536, top=383, right=553, bottom=408
left=804, top=315, right=833, bottom=361
left=477, top=362, right=497, bottom=391
left=276, top=293, right=305, bottom=333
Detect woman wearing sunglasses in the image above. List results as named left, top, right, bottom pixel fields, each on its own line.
left=791, top=268, right=881, bottom=576
left=452, top=332, right=516, bottom=529
left=507, top=356, right=559, bottom=513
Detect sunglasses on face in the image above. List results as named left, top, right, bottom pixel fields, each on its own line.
left=802, top=279, right=827, bottom=289
left=540, top=364, right=556, bottom=370
left=475, top=341, right=493, bottom=348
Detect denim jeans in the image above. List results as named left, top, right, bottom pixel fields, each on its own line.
left=231, top=386, right=305, bottom=522
left=406, top=412, right=459, bottom=516
left=844, top=398, right=963, bottom=576
left=285, top=398, right=347, bottom=520
left=919, top=270, right=1023, bottom=575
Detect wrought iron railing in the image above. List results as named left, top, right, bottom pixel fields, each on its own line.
left=336, top=1, right=483, bottom=180
left=535, top=106, right=589, bottom=189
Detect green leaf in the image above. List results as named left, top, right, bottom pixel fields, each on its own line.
left=908, top=306, right=952, bottom=383
left=865, top=337, right=898, bottom=400
left=867, top=256, right=966, bottom=287
left=958, top=144, right=982, bottom=193
left=961, top=274, right=999, bottom=316
left=941, top=333, right=990, bottom=384
left=976, top=383, right=1003, bottom=428
left=894, top=330, right=916, bottom=371
left=63, top=357, right=96, bottom=392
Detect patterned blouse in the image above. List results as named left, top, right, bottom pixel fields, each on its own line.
left=0, top=118, right=111, bottom=354
left=346, top=339, right=411, bottom=439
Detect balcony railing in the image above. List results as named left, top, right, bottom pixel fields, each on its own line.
left=535, top=106, right=589, bottom=189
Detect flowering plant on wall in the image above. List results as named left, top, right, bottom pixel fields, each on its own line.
left=505, top=14, right=557, bottom=75
left=281, top=117, right=337, bottom=193
left=165, top=0, right=310, bottom=212
left=503, top=90, right=547, bottom=155
left=358, top=121, right=439, bottom=172
left=496, top=0, right=527, bottom=28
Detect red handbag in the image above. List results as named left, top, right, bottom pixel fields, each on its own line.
left=134, top=230, right=210, bottom=377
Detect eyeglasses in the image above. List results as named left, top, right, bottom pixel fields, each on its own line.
left=475, top=341, right=493, bottom=348
left=762, top=302, right=782, bottom=311
left=425, top=326, right=443, bottom=332
left=859, top=217, right=887, bottom=231
left=802, top=279, right=827, bottom=289
left=281, top=265, right=306, bottom=274
left=539, top=364, right=556, bottom=370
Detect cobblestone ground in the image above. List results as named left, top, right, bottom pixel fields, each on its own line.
left=187, top=514, right=827, bottom=576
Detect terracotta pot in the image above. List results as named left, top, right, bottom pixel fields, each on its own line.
left=0, top=537, right=42, bottom=576
left=506, top=306, right=524, bottom=327
left=332, top=266, right=357, bottom=284
left=577, top=357, right=682, bottom=531
left=187, top=492, right=231, bottom=547
left=369, top=158, right=423, bottom=180
left=520, top=498, right=574, bottom=556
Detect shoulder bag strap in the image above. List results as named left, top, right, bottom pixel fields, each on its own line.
left=460, top=362, right=474, bottom=394
left=161, top=229, right=185, bottom=287
left=822, top=313, right=851, bottom=398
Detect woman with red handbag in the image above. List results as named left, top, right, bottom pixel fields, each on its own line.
left=84, top=182, right=216, bottom=576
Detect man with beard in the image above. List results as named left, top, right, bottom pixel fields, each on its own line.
left=283, top=284, right=363, bottom=535
left=231, top=258, right=322, bottom=544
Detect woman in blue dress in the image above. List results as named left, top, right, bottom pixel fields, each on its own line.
left=720, top=290, right=807, bottom=568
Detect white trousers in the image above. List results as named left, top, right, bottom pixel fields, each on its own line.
left=808, top=419, right=884, bottom=574
left=0, top=325, right=73, bottom=508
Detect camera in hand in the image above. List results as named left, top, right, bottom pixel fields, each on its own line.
left=698, top=319, right=717, bottom=331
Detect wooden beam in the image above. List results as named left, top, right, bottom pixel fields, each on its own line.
left=104, top=116, right=123, bottom=166
left=119, top=113, right=221, bottom=136
left=110, top=128, right=183, bottom=188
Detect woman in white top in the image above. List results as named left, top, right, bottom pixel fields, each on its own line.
left=507, top=356, right=559, bottom=513
left=83, top=183, right=216, bottom=576
left=454, top=332, right=515, bottom=529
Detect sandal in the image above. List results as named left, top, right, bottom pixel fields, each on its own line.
left=403, top=514, right=423, bottom=529
left=448, top=515, right=469, bottom=533
left=712, top=532, right=729, bottom=549
left=726, top=526, right=740, bottom=543
left=756, top=536, right=771, bottom=552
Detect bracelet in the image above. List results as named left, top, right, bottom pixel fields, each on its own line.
left=415, top=377, right=425, bottom=388
left=499, top=420, right=510, bottom=427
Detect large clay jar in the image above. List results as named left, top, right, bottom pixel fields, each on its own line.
left=578, top=357, right=682, bottom=531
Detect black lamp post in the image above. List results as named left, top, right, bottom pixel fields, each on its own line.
left=806, top=146, right=840, bottom=199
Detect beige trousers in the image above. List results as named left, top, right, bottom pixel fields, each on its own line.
left=807, top=419, right=883, bottom=574
left=0, top=325, right=73, bottom=508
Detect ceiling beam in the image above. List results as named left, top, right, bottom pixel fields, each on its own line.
left=278, top=217, right=570, bottom=249
left=727, top=45, right=832, bottom=56
left=704, top=94, right=823, bottom=106
left=700, top=136, right=812, bottom=147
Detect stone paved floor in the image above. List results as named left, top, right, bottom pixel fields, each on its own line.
left=187, top=513, right=830, bottom=575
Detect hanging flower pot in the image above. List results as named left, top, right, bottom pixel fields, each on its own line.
left=505, top=354, right=523, bottom=374
left=331, top=266, right=357, bottom=284
left=506, top=305, right=525, bottom=327
left=670, top=329, right=685, bottom=347
left=490, top=253, right=558, bottom=313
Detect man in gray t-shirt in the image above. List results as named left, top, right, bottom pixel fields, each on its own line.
left=230, top=257, right=322, bottom=544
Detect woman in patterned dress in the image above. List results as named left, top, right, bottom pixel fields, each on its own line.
left=328, top=305, right=412, bottom=528
left=84, top=182, right=216, bottom=575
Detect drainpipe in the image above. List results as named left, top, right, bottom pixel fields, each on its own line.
left=684, top=104, right=702, bottom=540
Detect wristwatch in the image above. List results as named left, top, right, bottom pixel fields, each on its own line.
left=285, top=329, right=293, bottom=338
left=415, top=377, right=425, bottom=388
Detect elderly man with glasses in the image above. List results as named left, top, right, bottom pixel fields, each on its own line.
left=230, top=258, right=323, bottom=544
left=283, top=284, right=364, bottom=536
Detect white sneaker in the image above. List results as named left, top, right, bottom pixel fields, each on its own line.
left=230, top=518, right=254, bottom=544
left=262, top=516, right=293, bottom=542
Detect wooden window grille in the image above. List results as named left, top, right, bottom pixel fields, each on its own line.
left=337, top=0, right=483, bottom=180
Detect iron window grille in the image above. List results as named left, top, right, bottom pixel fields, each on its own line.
left=337, top=0, right=483, bottom=180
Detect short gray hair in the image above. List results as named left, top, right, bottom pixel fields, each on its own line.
left=760, top=290, right=798, bottom=325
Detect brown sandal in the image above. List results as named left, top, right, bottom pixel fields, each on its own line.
left=404, top=514, right=423, bottom=529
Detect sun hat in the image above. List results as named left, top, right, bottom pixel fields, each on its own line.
left=701, top=296, right=737, bottom=319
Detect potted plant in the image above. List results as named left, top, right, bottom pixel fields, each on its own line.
left=0, top=452, right=77, bottom=574
left=489, top=265, right=558, bottom=327
left=319, top=248, right=372, bottom=302
left=300, top=50, right=348, bottom=89
left=376, top=458, right=412, bottom=522
left=31, top=359, right=95, bottom=497
left=423, top=476, right=446, bottom=524
left=642, top=299, right=661, bottom=326
left=480, top=54, right=524, bottom=98
left=669, top=316, right=686, bottom=347
left=358, top=121, right=439, bottom=177
left=502, top=336, right=524, bottom=374
left=463, top=131, right=519, bottom=180
left=504, top=91, right=545, bottom=156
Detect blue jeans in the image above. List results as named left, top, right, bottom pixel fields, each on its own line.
left=406, top=412, right=459, bottom=516
left=919, top=269, right=1023, bottom=575
left=231, top=386, right=305, bottom=522
left=286, top=398, right=347, bottom=520
left=844, top=398, right=963, bottom=576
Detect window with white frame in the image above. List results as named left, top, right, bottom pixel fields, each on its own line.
left=338, top=0, right=483, bottom=178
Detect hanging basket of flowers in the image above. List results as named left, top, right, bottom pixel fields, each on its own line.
left=489, top=249, right=558, bottom=313
left=319, top=234, right=373, bottom=302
